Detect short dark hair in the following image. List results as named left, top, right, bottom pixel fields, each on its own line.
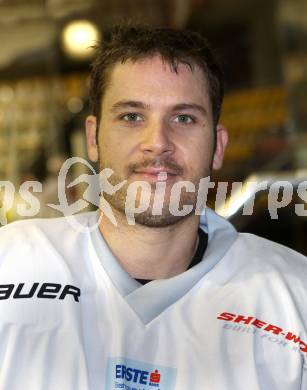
left=89, top=23, right=224, bottom=128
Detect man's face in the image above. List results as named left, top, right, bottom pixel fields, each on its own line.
left=86, top=55, right=227, bottom=227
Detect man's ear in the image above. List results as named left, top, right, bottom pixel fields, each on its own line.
left=212, top=123, right=228, bottom=170
left=85, top=115, right=99, bottom=162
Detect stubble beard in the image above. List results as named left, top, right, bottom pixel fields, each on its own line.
left=99, top=159, right=212, bottom=228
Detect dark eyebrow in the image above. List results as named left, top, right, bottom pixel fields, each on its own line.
left=110, top=100, right=207, bottom=117
left=172, top=103, right=208, bottom=117
left=110, top=100, right=150, bottom=112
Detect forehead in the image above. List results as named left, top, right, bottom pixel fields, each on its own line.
left=102, top=55, right=211, bottom=110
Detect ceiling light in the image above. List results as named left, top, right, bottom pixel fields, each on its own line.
left=62, top=20, right=100, bottom=60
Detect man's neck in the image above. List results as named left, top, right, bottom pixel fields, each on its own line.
left=98, top=209, right=200, bottom=280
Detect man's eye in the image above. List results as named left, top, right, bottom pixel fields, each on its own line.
left=121, top=113, right=143, bottom=122
left=174, top=115, right=195, bottom=124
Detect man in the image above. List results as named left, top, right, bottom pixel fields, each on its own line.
left=0, top=24, right=306, bottom=390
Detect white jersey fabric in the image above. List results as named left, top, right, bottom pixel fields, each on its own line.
left=0, top=208, right=306, bottom=390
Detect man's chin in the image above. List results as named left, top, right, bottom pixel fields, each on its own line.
left=102, top=184, right=199, bottom=227
left=132, top=211, right=192, bottom=228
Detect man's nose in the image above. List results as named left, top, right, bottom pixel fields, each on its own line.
left=139, top=119, right=175, bottom=156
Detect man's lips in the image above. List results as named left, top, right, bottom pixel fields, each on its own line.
left=133, top=167, right=178, bottom=176
left=132, top=168, right=179, bottom=182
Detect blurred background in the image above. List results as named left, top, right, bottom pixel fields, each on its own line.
left=0, top=0, right=307, bottom=254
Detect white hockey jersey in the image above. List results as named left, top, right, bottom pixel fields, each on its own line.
left=0, top=208, right=306, bottom=390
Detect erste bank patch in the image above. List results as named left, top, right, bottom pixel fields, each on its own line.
left=106, top=357, right=177, bottom=390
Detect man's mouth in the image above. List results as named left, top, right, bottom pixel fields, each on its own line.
left=132, top=167, right=178, bottom=182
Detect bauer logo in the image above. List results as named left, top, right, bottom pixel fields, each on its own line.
left=106, top=357, right=177, bottom=390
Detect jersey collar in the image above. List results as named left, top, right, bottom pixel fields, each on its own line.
left=88, top=208, right=238, bottom=325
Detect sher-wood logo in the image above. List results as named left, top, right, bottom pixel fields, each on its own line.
left=217, top=312, right=307, bottom=355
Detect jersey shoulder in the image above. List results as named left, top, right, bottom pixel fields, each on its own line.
left=233, top=232, right=307, bottom=290
left=237, top=232, right=307, bottom=265
left=0, top=212, right=96, bottom=259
